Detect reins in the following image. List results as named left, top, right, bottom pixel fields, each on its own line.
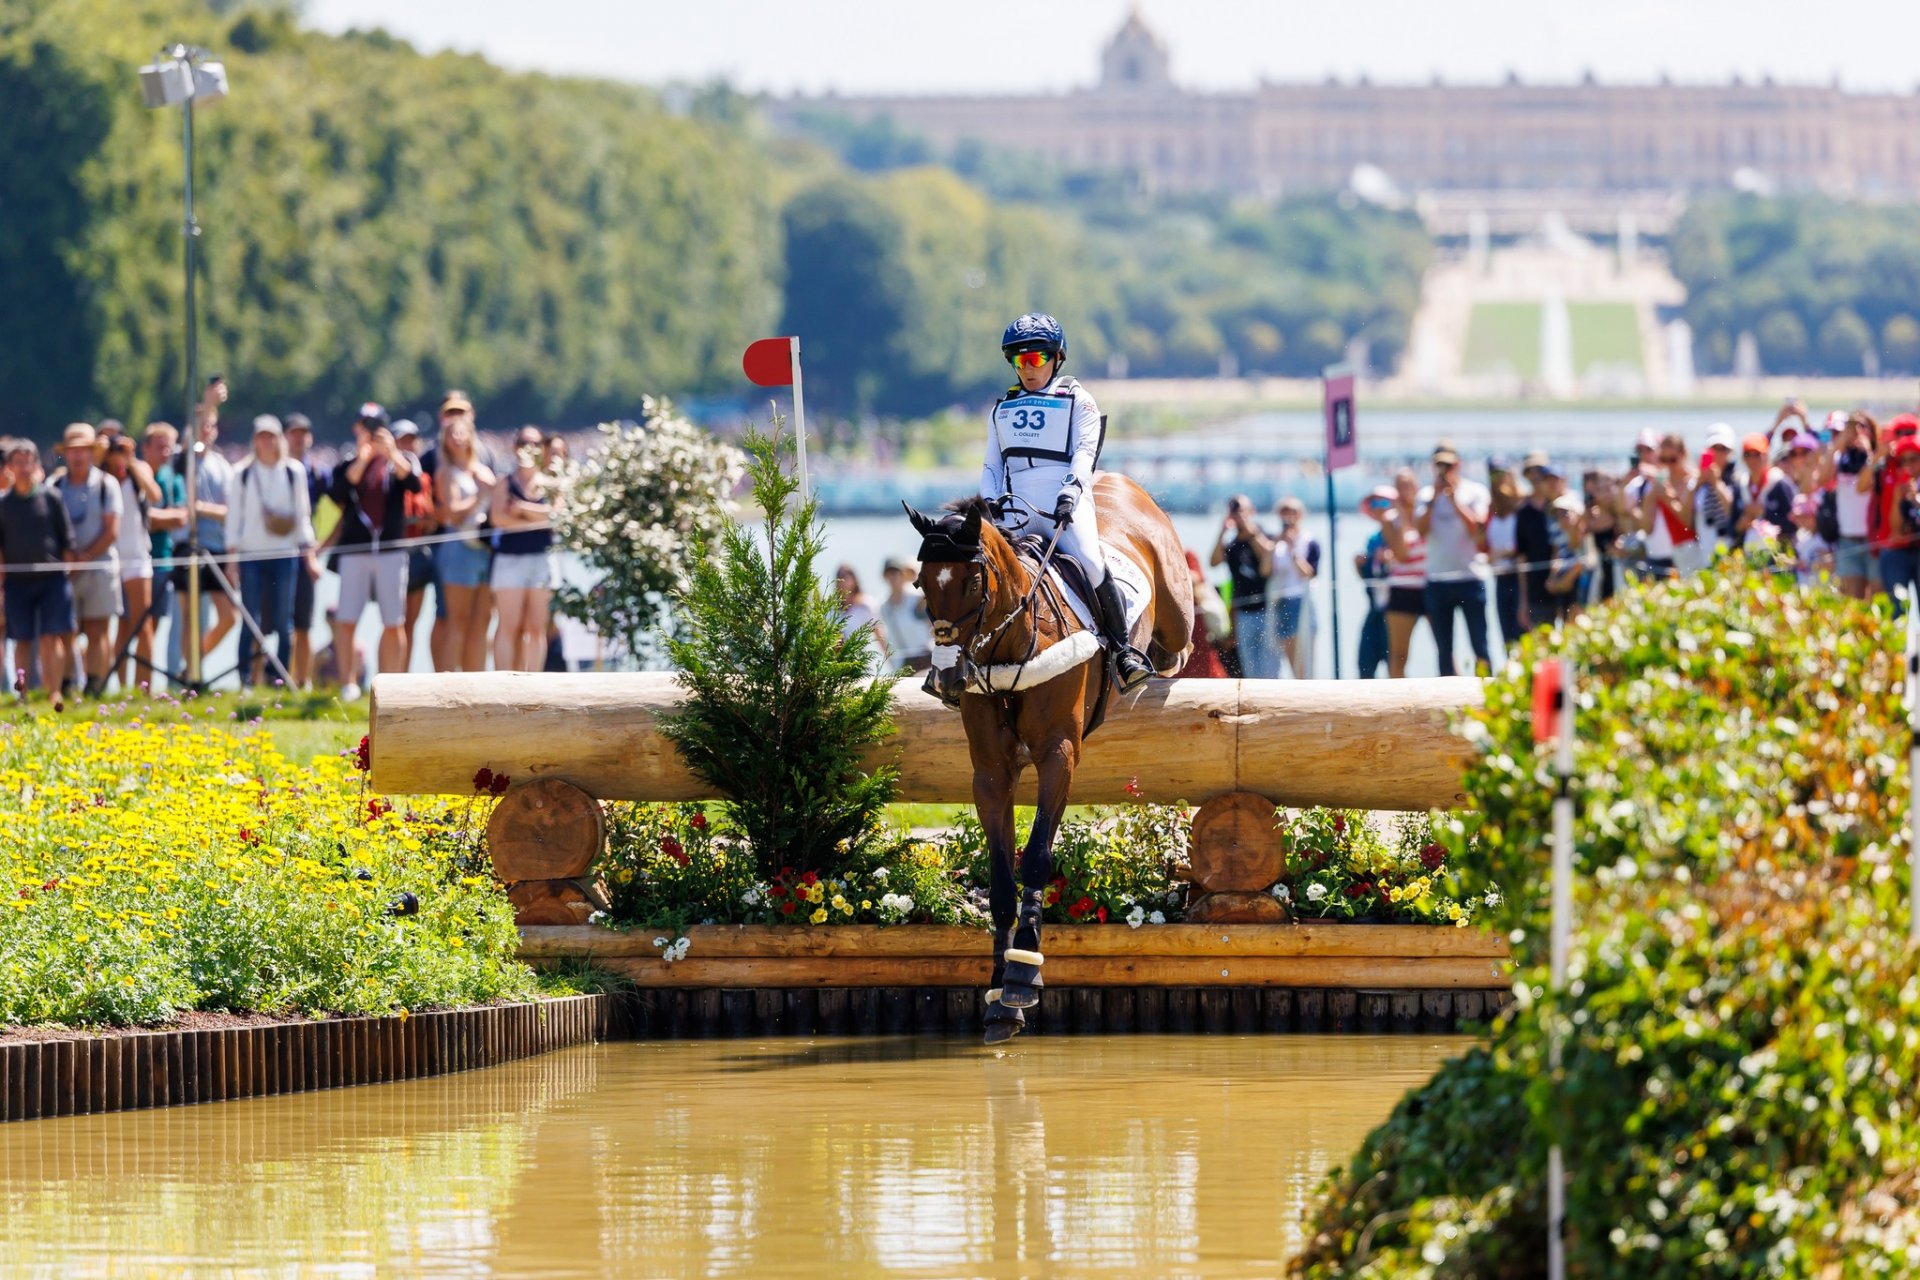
left=965, top=511, right=1074, bottom=696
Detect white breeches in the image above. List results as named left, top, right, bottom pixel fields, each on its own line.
left=997, top=471, right=1108, bottom=583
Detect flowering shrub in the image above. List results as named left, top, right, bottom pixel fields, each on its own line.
left=0, top=719, right=532, bottom=1029
left=552, top=399, right=746, bottom=661
left=941, top=795, right=1192, bottom=926
left=1292, top=571, right=1920, bottom=1277
left=1280, top=809, right=1492, bottom=926
left=599, top=803, right=983, bottom=930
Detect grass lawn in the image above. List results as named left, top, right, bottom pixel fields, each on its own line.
left=1569, top=302, right=1644, bottom=373
left=1462, top=302, right=1542, bottom=378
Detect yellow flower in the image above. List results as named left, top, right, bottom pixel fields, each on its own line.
left=830, top=895, right=848, bottom=911
left=808, top=907, right=827, bottom=924
left=805, top=883, right=824, bottom=904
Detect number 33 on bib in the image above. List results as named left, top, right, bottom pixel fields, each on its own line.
left=993, top=394, right=1075, bottom=463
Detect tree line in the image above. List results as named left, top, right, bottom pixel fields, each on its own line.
left=1673, top=195, right=1920, bottom=378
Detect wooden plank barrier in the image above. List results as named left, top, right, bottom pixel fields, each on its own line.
left=369, top=672, right=1481, bottom=811
left=0, top=995, right=607, bottom=1125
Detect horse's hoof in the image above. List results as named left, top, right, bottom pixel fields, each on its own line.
left=984, top=1019, right=1023, bottom=1045
left=999, top=981, right=1041, bottom=1010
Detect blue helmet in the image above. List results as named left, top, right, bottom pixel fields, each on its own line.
left=1001, top=313, right=1066, bottom=361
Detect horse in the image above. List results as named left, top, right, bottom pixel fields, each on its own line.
left=904, top=473, right=1194, bottom=1043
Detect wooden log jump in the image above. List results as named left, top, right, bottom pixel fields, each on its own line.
left=369, top=673, right=1481, bottom=811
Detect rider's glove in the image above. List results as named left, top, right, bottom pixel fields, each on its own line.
left=1052, top=491, right=1076, bottom=526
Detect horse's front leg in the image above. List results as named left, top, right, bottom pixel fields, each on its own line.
left=967, top=702, right=1025, bottom=1044
left=1000, top=731, right=1080, bottom=1012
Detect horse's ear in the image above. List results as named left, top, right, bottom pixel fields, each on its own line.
left=902, top=501, right=935, bottom=538
left=960, top=502, right=982, bottom=545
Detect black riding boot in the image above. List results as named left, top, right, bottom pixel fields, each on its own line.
left=1094, top=570, right=1153, bottom=693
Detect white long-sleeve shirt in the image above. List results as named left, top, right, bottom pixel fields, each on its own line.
left=979, top=374, right=1103, bottom=515
left=226, top=456, right=316, bottom=555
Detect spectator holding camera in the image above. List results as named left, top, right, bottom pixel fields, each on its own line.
left=328, top=402, right=420, bottom=701
left=1211, top=494, right=1275, bottom=678
left=1415, top=440, right=1490, bottom=676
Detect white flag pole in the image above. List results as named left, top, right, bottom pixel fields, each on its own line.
left=1907, top=607, right=1918, bottom=946
left=789, top=335, right=810, bottom=503
left=1548, top=655, right=1576, bottom=1280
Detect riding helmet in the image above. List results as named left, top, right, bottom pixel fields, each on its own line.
left=1001, top=313, right=1067, bottom=362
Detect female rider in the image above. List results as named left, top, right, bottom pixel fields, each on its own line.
left=929, top=313, right=1151, bottom=704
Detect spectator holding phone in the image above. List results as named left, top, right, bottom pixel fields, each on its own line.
left=1414, top=441, right=1491, bottom=676
left=1636, top=434, right=1700, bottom=577
left=1211, top=495, right=1274, bottom=678
left=329, top=402, right=420, bottom=700
left=1825, top=413, right=1878, bottom=599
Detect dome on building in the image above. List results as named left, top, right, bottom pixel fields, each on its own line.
left=1099, top=5, right=1173, bottom=93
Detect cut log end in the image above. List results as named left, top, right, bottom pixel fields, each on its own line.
left=1187, top=790, right=1286, bottom=892
left=1185, top=891, right=1292, bottom=925
left=487, top=779, right=605, bottom=882
left=506, top=877, right=610, bottom=927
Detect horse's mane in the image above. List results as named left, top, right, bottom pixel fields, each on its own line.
left=944, top=496, right=996, bottom=523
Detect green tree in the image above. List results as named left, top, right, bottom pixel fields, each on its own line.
left=1756, top=309, right=1809, bottom=371
left=1817, top=306, right=1874, bottom=374
left=778, top=178, right=916, bottom=415
left=1883, top=314, right=1920, bottom=372
left=659, top=419, right=898, bottom=879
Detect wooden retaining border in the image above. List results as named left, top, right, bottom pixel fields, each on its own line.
left=0, top=994, right=608, bottom=1125
left=520, top=924, right=1515, bottom=1035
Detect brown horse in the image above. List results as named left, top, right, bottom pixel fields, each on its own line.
left=905, top=473, right=1193, bottom=1043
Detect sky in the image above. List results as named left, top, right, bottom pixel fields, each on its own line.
left=304, top=0, right=1920, bottom=95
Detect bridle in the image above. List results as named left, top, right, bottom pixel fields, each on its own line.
left=935, top=501, right=1074, bottom=696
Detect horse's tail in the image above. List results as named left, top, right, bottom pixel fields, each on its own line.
left=1092, top=473, right=1194, bottom=677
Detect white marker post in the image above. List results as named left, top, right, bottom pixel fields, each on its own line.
left=1541, top=656, right=1576, bottom=1280
left=789, top=335, right=810, bottom=503
left=1908, top=608, right=1919, bottom=945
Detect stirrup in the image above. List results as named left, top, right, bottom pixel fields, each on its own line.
left=1112, top=646, right=1153, bottom=693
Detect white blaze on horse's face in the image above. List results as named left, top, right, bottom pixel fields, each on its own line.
left=936, top=567, right=954, bottom=589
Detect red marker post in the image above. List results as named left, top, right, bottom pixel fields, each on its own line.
left=1533, top=656, right=1575, bottom=1280
left=743, top=336, right=810, bottom=500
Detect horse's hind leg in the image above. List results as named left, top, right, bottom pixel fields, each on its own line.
left=1001, top=735, right=1078, bottom=1011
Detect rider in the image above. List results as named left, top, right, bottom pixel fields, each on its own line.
left=974, top=312, right=1152, bottom=694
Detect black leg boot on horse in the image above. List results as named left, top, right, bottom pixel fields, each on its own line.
left=1000, top=890, right=1047, bottom=1009
left=1094, top=570, right=1153, bottom=693
left=983, top=926, right=1025, bottom=1044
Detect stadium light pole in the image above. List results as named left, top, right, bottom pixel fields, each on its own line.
left=138, top=44, right=227, bottom=685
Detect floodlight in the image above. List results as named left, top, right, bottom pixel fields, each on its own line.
left=192, top=61, right=228, bottom=104
left=138, top=59, right=193, bottom=108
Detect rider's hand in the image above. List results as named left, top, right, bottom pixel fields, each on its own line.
left=1052, top=492, right=1076, bottom=526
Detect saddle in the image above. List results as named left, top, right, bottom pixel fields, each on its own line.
left=1004, top=532, right=1116, bottom=738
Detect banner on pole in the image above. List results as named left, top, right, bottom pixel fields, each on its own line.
left=1322, top=363, right=1357, bottom=472
left=743, top=337, right=796, bottom=387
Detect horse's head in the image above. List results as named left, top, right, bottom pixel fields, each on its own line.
left=903, top=499, right=1014, bottom=649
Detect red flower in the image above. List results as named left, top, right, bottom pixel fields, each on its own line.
left=42, top=880, right=57, bottom=893
left=1344, top=881, right=1372, bottom=900
left=1124, top=775, right=1143, bottom=799
left=367, top=798, right=391, bottom=821
left=489, top=773, right=511, bottom=796
left=800, top=871, right=818, bottom=886
left=353, top=735, right=371, bottom=772
left=781, top=900, right=797, bottom=915
left=1044, top=885, right=1062, bottom=906
left=1096, top=906, right=1108, bottom=923
left=472, top=766, right=494, bottom=793
left=1332, top=814, right=1347, bottom=835
left=661, top=836, right=688, bottom=867
left=239, top=827, right=255, bottom=845
left=770, top=882, right=787, bottom=898
left=1420, top=843, right=1447, bottom=871
left=690, top=813, right=708, bottom=830
left=1068, top=896, right=1095, bottom=919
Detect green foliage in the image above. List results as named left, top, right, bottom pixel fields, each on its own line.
left=0, top=0, right=780, bottom=435
left=1675, top=195, right=1920, bottom=376
left=1282, top=809, right=1489, bottom=926
left=551, top=402, right=746, bottom=661
left=943, top=798, right=1193, bottom=925
left=658, top=419, right=898, bottom=880
left=597, top=802, right=983, bottom=930
left=1293, top=572, right=1920, bottom=1278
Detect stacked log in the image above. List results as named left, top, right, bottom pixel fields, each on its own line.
left=485, top=779, right=608, bottom=925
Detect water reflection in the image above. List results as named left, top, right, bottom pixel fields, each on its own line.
left=0, top=1035, right=1464, bottom=1278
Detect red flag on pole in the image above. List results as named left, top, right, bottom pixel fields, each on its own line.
left=743, top=337, right=795, bottom=387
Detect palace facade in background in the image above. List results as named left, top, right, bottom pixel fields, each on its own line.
left=780, top=10, right=1920, bottom=202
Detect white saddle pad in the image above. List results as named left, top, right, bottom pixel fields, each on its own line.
left=1051, top=546, right=1150, bottom=641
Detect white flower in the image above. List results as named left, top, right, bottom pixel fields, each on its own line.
left=872, top=867, right=888, bottom=882
left=651, top=936, right=668, bottom=948
left=1125, top=905, right=1146, bottom=929
left=1148, top=910, right=1166, bottom=925
left=1306, top=884, right=1328, bottom=902
left=661, top=936, right=691, bottom=963
left=1271, top=883, right=1291, bottom=902
left=588, top=910, right=607, bottom=925
left=1483, top=889, right=1502, bottom=908
left=741, top=886, right=762, bottom=906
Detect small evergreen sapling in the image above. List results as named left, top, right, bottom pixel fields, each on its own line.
left=659, top=416, right=898, bottom=879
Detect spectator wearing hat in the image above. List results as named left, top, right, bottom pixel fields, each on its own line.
left=228, top=415, right=317, bottom=687
left=1634, top=433, right=1701, bottom=577
left=1415, top=441, right=1491, bottom=677
left=56, top=421, right=123, bottom=696
left=329, top=402, right=420, bottom=700
left=0, top=439, right=76, bottom=709
left=1737, top=433, right=1797, bottom=553
left=1693, top=423, right=1744, bottom=556
left=170, top=378, right=239, bottom=680
left=281, top=413, right=327, bottom=689
left=879, top=557, right=932, bottom=674
left=391, top=420, right=438, bottom=670
left=1355, top=486, right=1396, bottom=678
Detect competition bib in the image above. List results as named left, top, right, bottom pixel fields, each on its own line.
left=993, top=393, right=1074, bottom=463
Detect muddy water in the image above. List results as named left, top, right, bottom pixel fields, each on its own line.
left=0, top=1035, right=1466, bottom=1278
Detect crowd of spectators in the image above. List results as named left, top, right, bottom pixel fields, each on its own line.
left=0, top=379, right=577, bottom=708
left=1186, top=402, right=1920, bottom=679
